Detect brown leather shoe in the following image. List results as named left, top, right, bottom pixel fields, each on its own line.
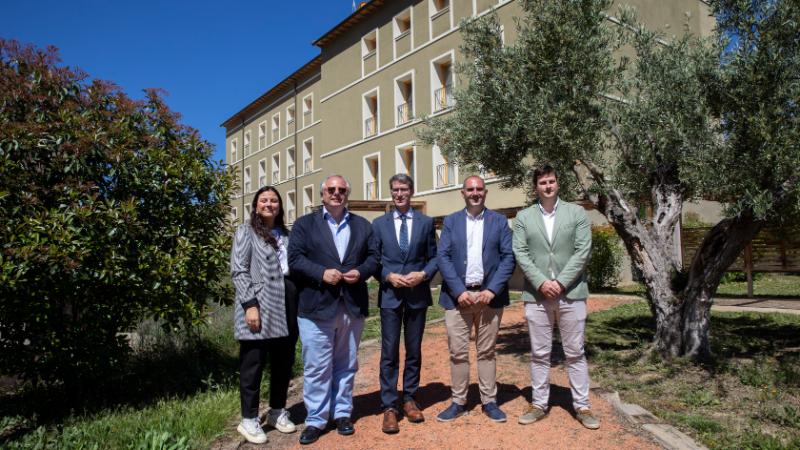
left=403, top=400, right=425, bottom=423
left=382, top=409, right=399, bottom=434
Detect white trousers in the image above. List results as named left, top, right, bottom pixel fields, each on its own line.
left=524, top=299, right=590, bottom=411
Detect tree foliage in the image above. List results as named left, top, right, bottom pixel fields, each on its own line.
left=422, top=0, right=800, bottom=359
left=0, top=40, right=234, bottom=385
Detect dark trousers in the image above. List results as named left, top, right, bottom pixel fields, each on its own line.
left=239, top=277, right=299, bottom=418
left=379, top=304, right=427, bottom=410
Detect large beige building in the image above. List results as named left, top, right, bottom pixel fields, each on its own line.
left=222, top=0, right=714, bottom=225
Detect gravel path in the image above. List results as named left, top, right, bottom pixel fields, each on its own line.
left=213, top=296, right=660, bottom=449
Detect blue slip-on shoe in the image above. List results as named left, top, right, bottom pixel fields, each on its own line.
left=482, top=402, right=507, bottom=423
left=436, top=402, right=467, bottom=422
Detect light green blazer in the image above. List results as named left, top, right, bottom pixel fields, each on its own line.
left=512, top=199, right=591, bottom=302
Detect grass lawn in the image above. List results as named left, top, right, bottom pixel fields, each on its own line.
left=607, top=273, right=800, bottom=298
left=587, top=301, right=800, bottom=449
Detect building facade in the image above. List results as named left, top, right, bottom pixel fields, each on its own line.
left=222, top=0, right=715, bottom=225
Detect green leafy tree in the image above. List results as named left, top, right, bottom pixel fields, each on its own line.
left=0, top=40, right=234, bottom=386
left=422, top=0, right=799, bottom=359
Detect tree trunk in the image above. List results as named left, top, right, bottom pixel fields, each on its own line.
left=680, top=212, right=762, bottom=360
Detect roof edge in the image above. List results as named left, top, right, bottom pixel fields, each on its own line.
left=313, top=0, right=385, bottom=48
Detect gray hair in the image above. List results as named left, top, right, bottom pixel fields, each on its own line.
left=319, top=174, right=351, bottom=195
left=388, top=173, right=414, bottom=192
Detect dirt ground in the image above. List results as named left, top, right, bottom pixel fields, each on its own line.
left=215, top=297, right=660, bottom=449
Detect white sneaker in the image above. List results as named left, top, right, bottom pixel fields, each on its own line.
left=237, top=417, right=267, bottom=444
left=266, top=408, right=297, bottom=433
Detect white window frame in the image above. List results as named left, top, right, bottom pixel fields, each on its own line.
left=430, top=50, right=456, bottom=114
left=428, top=0, right=453, bottom=39
left=286, top=146, right=296, bottom=179
left=231, top=206, right=238, bottom=222
left=392, top=7, right=413, bottom=60
left=243, top=165, right=251, bottom=194
left=302, top=93, right=314, bottom=127
left=230, top=137, right=238, bottom=163
left=361, top=28, right=379, bottom=77
left=286, top=189, right=296, bottom=224
left=303, top=184, right=315, bottom=215
left=362, top=151, right=381, bottom=200
left=271, top=113, right=280, bottom=143
left=393, top=70, right=415, bottom=128
left=258, top=121, right=267, bottom=150
left=243, top=131, right=251, bottom=156
left=271, top=152, right=281, bottom=184
left=394, top=141, right=417, bottom=182
left=258, top=158, right=267, bottom=188
left=286, top=104, right=296, bottom=134
left=362, top=87, right=380, bottom=139
left=302, top=137, right=314, bottom=174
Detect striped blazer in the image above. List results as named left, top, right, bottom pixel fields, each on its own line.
left=230, top=223, right=288, bottom=340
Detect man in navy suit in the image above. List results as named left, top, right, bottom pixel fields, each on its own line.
left=371, top=174, right=438, bottom=434
left=436, top=175, right=515, bottom=423
left=288, top=174, right=379, bottom=445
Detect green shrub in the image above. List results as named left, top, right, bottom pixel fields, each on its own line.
left=0, top=40, right=234, bottom=388
left=588, top=227, right=623, bottom=291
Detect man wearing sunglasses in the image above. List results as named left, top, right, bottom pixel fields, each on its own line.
left=288, top=174, right=379, bottom=445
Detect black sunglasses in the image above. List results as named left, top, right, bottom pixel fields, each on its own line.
left=326, top=187, right=347, bottom=195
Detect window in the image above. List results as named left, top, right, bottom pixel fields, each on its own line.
left=231, top=206, right=238, bottom=222
left=395, top=143, right=416, bottom=181
left=431, top=0, right=449, bottom=14
left=243, top=166, right=251, bottom=193
left=230, top=138, right=238, bottom=162
left=303, top=185, right=314, bottom=215
left=245, top=204, right=251, bottom=217
left=258, top=159, right=267, bottom=188
left=429, top=0, right=452, bottom=39
left=363, top=153, right=380, bottom=200
left=394, top=71, right=414, bottom=126
left=286, top=190, right=296, bottom=223
left=363, top=89, right=379, bottom=138
left=362, top=29, right=378, bottom=76
left=393, top=9, right=412, bottom=59
left=271, top=153, right=280, bottom=184
left=258, top=121, right=266, bottom=149
left=431, top=52, right=455, bottom=112
left=286, top=104, right=296, bottom=128
left=243, top=131, right=251, bottom=156
left=271, top=114, right=280, bottom=143
left=303, top=138, right=313, bottom=173
left=433, top=143, right=457, bottom=188
left=286, top=146, right=296, bottom=179
left=302, top=94, right=313, bottom=127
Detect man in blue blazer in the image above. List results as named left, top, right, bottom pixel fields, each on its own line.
left=371, top=174, right=438, bottom=434
left=288, top=174, right=379, bottom=445
left=436, top=175, right=515, bottom=423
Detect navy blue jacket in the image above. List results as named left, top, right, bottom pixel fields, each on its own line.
left=288, top=210, right=379, bottom=320
left=371, top=209, right=439, bottom=310
left=436, top=208, right=515, bottom=310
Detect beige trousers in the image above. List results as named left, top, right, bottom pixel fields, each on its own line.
left=444, top=303, right=504, bottom=405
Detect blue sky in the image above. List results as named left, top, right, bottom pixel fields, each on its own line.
left=2, top=0, right=357, bottom=163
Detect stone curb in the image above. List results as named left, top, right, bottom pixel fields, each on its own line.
left=593, top=388, right=708, bottom=450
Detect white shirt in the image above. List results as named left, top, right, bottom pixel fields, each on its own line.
left=393, top=208, right=414, bottom=245
left=538, top=199, right=559, bottom=244
left=465, top=208, right=485, bottom=285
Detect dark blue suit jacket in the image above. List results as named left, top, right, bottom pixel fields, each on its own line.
left=288, top=210, right=379, bottom=320
left=371, top=209, right=439, bottom=310
left=437, top=208, right=515, bottom=310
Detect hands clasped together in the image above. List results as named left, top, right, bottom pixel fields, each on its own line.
left=322, top=268, right=362, bottom=285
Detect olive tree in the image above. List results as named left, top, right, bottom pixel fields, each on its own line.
left=421, top=0, right=799, bottom=360
left=0, top=40, right=234, bottom=385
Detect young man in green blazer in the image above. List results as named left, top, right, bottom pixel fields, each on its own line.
left=511, top=164, right=599, bottom=430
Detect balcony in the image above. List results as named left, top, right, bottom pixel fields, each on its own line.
left=304, top=158, right=312, bottom=173
left=287, top=209, right=296, bottom=223
left=364, top=117, right=377, bottom=137
left=272, top=171, right=279, bottom=183
left=396, top=101, right=413, bottom=126
left=258, top=136, right=266, bottom=149
left=436, top=162, right=456, bottom=188
left=365, top=181, right=378, bottom=200
left=434, top=83, right=454, bottom=112
left=258, top=176, right=266, bottom=188
left=287, top=165, right=295, bottom=179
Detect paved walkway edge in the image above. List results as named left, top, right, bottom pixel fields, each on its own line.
left=595, top=389, right=709, bottom=450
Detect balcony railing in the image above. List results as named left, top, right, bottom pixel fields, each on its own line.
left=436, top=162, right=456, bottom=188
left=258, top=136, right=266, bottom=149
left=304, top=159, right=312, bottom=173
left=434, top=83, right=454, bottom=112
left=365, top=181, right=378, bottom=200
left=287, top=209, right=296, bottom=223
left=287, top=165, right=295, bottom=179
left=272, top=171, right=279, bottom=183
left=258, top=176, right=266, bottom=188
left=396, top=101, right=413, bottom=126
left=364, top=116, right=377, bottom=137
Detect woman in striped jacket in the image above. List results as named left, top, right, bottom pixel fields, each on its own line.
left=230, top=186, right=299, bottom=444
